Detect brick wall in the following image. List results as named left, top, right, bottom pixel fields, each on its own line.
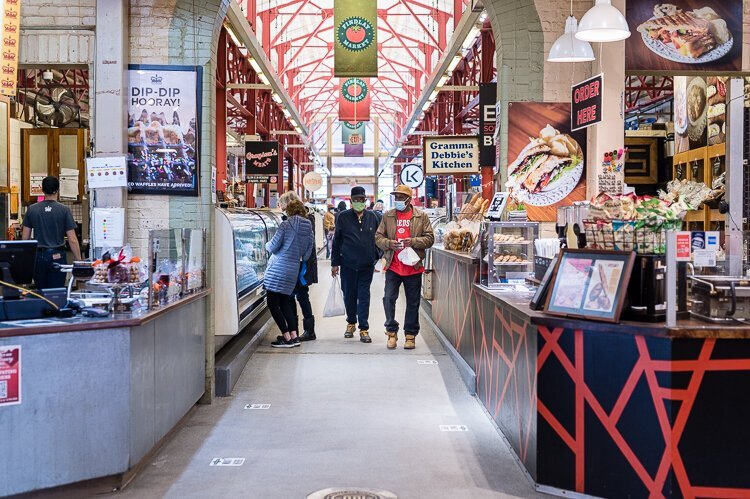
left=20, top=0, right=95, bottom=65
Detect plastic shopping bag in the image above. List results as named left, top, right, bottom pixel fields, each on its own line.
left=323, top=275, right=346, bottom=317
left=398, top=247, right=421, bottom=267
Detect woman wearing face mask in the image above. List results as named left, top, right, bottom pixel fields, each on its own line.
left=265, top=199, right=314, bottom=348
left=375, top=184, right=435, bottom=350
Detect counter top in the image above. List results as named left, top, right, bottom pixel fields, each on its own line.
left=0, top=289, right=211, bottom=338
left=430, top=245, right=479, bottom=264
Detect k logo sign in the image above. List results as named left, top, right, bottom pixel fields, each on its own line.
left=400, top=164, right=424, bottom=189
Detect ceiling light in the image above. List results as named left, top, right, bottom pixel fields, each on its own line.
left=282, top=108, right=291, bottom=118
left=437, top=74, right=450, bottom=87
left=394, top=147, right=402, bottom=157
left=479, top=12, right=487, bottom=23
left=429, top=90, right=439, bottom=101
left=272, top=93, right=282, bottom=104
left=548, top=16, right=595, bottom=62
left=462, top=26, right=481, bottom=50
left=226, top=26, right=242, bottom=48
left=258, top=73, right=271, bottom=85
left=447, top=55, right=462, bottom=72
left=248, top=58, right=262, bottom=74
left=422, top=101, right=432, bottom=112
left=576, top=0, right=631, bottom=42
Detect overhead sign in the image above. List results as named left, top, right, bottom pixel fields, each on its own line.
left=333, top=0, right=378, bottom=77
left=423, top=135, right=480, bottom=175
left=400, top=164, right=424, bottom=188
left=479, top=83, right=497, bottom=167
left=86, top=157, right=128, bottom=189
left=303, top=171, right=323, bottom=192
left=127, top=65, right=201, bottom=196
left=341, top=121, right=366, bottom=144
left=245, top=140, right=280, bottom=177
left=0, top=0, right=21, bottom=96
left=571, top=73, right=603, bottom=131
left=0, top=345, right=21, bottom=406
left=339, top=78, right=371, bottom=122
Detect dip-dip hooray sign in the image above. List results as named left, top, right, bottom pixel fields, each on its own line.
left=423, top=135, right=480, bottom=175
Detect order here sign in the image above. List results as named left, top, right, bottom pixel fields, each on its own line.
left=571, top=73, right=603, bottom=131
left=423, top=135, right=480, bottom=175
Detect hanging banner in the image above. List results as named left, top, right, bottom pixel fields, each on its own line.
left=245, top=140, right=280, bottom=184
left=0, top=0, right=21, bottom=96
left=479, top=83, right=497, bottom=167
left=506, top=102, right=587, bottom=222
left=341, top=121, right=367, bottom=145
left=0, top=344, right=21, bottom=406
left=338, top=78, right=371, bottom=122
left=571, top=73, right=603, bottom=131
left=625, top=0, right=742, bottom=72
left=334, top=0, right=378, bottom=77
left=344, top=143, right=364, bottom=157
left=423, top=136, right=480, bottom=175
left=127, top=65, right=201, bottom=196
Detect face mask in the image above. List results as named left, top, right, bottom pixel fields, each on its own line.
left=395, top=200, right=407, bottom=211
left=352, top=201, right=366, bottom=212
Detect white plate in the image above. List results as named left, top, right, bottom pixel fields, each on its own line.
left=687, top=78, right=707, bottom=141
left=639, top=24, right=733, bottom=64
left=509, top=161, right=583, bottom=207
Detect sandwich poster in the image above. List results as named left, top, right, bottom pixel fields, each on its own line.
left=127, top=65, right=201, bottom=196
left=333, top=0, right=378, bottom=77
left=625, top=0, right=742, bottom=72
left=506, top=102, right=587, bottom=222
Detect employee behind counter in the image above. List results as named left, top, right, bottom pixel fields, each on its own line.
left=21, top=175, right=82, bottom=288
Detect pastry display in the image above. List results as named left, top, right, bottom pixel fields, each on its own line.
left=457, top=192, right=490, bottom=222
left=493, top=234, right=525, bottom=244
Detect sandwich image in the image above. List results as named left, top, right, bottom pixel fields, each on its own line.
left=637, top=5, right=731, bottom=60
left=506, top=125, right=583, bottom=197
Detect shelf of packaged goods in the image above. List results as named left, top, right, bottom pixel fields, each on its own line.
left=673, top=147, right=708, bottom=166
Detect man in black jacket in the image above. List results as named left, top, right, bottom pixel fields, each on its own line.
left=331, top=186, right=380, bottom=344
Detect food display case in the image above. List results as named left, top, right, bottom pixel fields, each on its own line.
left=215, top=208, right=281, bottom=336
left=479, top=221, right=539, bottom=289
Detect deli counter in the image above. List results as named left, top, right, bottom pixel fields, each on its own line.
left=215, top=208, right=281, bottom=338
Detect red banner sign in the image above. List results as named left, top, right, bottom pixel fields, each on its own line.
left=0, top=0, right=21, bottom=96
left=338, top=78, right=371, bottom=122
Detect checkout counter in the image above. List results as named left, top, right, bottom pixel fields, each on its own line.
left=0, top=231, right=209, bottom=497
left=423, top=218, right=750, bottom=498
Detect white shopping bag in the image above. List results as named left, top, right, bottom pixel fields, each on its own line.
left=398, top=247, right=421, bottom=267
left=323, top=275, right=346, bottom=317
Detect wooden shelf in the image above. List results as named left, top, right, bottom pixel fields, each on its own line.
left=672, top=144, right=727, bottom=229
left=685, top=210, right=705, bottom=222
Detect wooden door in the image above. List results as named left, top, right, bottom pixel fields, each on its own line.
left=22, top=128, right=85, bottom=203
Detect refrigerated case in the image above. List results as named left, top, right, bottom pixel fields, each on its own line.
left=215, top=208, right=281, bottom=337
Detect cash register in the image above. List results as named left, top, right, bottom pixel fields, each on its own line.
left=0, top=240, right=68, bottom=321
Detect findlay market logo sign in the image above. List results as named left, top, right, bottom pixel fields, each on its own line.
left=337, top=17, right=375, bottom=52
left=342, top=78, right=368, bottom=103
left=344, top=121, right=364, bottom=130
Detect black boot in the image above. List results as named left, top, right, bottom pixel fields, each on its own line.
left=299, top=317, right=316, bottom=341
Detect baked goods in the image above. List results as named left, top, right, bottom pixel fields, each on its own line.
left=493, top=233, right=525, bottom=244
left=457, top=192, right=490, bottom=221
left=492, top=254, right=527, bottom=265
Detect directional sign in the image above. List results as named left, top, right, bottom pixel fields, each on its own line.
left=400, top=164, right=424, bottom=188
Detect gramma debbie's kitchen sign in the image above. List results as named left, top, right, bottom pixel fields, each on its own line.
left=423, top=135, right=480, bottom=175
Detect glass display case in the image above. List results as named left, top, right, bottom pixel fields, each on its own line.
left=215, top=208, right=280, bottom=336
left=479, top=221, right=539, bottom=289
left=148, top=228, right=206, bottom=309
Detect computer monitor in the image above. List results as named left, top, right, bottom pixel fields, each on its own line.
left=0, top=240, right=37, bottom=292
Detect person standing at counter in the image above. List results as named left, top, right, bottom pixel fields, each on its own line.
left=323, top=205, right=335, bottom=260
left=22, top=176, right=82, bottom=289
left=331, top=186, right=380, bottom=344
left=278, top=191, right=319, bottom=342
left=376, top=184, right=434, bottom=350
left=265, top=199, right=314, bottom=348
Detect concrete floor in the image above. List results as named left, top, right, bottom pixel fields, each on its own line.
left=114, top=259, right=544, bottom=499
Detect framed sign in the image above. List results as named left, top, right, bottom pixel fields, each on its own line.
left=423, top=135, right=479, bottom=175
left=571, top=74, right=603, bottom=131
left=127, top=65, right=202, bottom=196
left=0, top=344, right=21, bottom=406
left=486, top=191, right=509, bottom=220
left=544, top=249, right=635, bottom=323
left=399, top=163, right=424, bottom=188
left=479, top=83, right=497, bottom=166
left=245, top=141, right=280, bottom=183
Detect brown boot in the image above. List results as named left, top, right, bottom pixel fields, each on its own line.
left=386, top=332, right=398, bottom=350
left=404, top=334, right=416, bottom=350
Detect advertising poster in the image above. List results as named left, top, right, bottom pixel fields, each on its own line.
left=675, top=76, right=708, bottom=153
left=333, top=0, right=378, bottom=77
left=706, top=76, right=727, bottom=145
left=479, top=83, right=497, bottom=167
left=341, top=121, right=366, bottom=144
left=625, top=0, right=742, bottom=72
left=506, top=102, right=587, bottom=222
left=245, top=140, right=280, bottom=184
left=339, top=78, right=371, bottom=122
left=0, top=345, right=21, bottom=406
left=127, top=65, right=201, bottom=196
left=423, top=135, right=479, bottom=175
left=0, top=0, right=21, bottom=96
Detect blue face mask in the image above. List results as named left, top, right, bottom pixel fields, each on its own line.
left=395, top=200, right=407, bottom=211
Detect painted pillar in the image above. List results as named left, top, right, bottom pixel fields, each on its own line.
left=93, top=0, right=128, bottom=250
left=216, top=28, right=227, bottom=198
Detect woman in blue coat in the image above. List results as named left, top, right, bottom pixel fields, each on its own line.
left=265, top=199, right=314, bottom=348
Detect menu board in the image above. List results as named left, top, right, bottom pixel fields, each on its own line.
left=245, top=141, right=280, bottom=184
left=127, top=65, right=201, bottom=196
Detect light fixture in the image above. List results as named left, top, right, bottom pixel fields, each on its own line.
left=271, top=93, right=282, bottom=104
left=548, top=16, right=595, bottom=62
left=282, top=108, right=291, bottom=118
left=447, top=55, right=462, bottom=73
left=257, top=73, right=271, bottom=85
left=429, top=90, right=439, bottom=101
left=437, top=74, right=450, bottom=87
left=248, top=58, right=262, bottom=74
left=576, top=0, right=630, bottom=42
left=422, top=101, right=432, bottom=112
left=462, top=26, right=481, bottom=50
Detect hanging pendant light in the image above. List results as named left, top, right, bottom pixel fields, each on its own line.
left=548, top=16, right=595, bottom=63
left=576, top=0, right=631, bottom=43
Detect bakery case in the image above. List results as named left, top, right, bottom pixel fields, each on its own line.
left=215, top=208, right=281, bottom=336
left=479, top=221, right=539, bottom=289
